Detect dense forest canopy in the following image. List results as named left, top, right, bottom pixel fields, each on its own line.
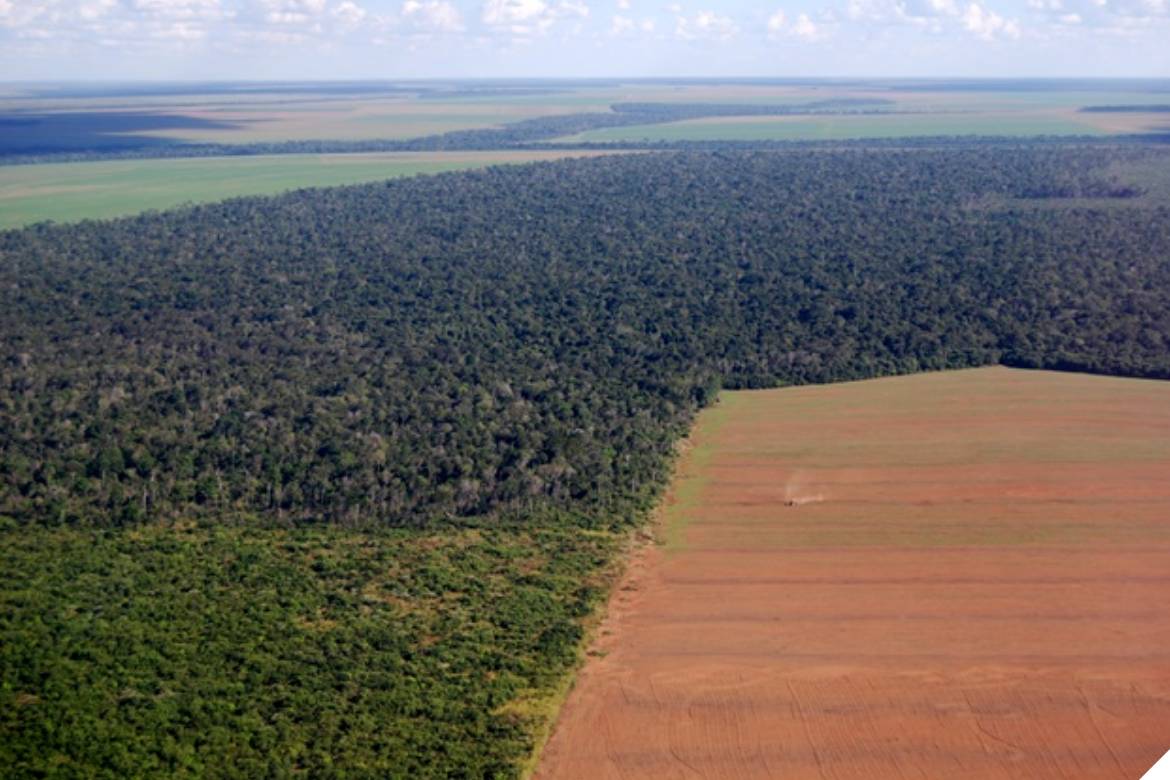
left=4, top=142, right=1170, bottom=777
left=3, top=146, right=1170, bottom=532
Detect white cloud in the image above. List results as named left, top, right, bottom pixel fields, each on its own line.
left=766, top=8, right=825, bottom=39
left=1027, top=0, right=1158, bottom=31
left=674, top=9, right=737, bottom=40
left=846, top=0, right=887, bottom=20
left=157, top=20, right=207, bottom=37
left=847, top=0, right=959, bottom=26
left=126, top=0, right=232, bottom=42
left=246, top=27, right=308, bottom=42
left=608, top=10, right=652, bottom=33
left=846, top=0, right=1028, bottom=37
left=333, top=0, right=365, bottom=23
left=766, top=8, right=785, bottom=35
left=257, top=0, right=328, bottom=26
left=402, top=0, right=462, bottom=31
left=483, top=0, right=543, bottom=25
left=481, top=0, right=588, bottom=37
left=1089, top=0, right=1168, bottom=16
left=0, top=0, right=236, bottom=46
left=792, top=11, right=819, bottom=38
left=925, top=0, right=959, bottom=13
left=2, top=0, right=1169, bottom=74
left=80, top=0, right=118, bottom=20
left=129, top=0, right=229, bottom=20
left=0, top=0, right=50, bottom=28
left=962, top=2, right=1020, bottom=37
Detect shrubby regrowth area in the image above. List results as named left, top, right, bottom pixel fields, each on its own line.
left=1, top=522, right=612, bottom=778
left=3, top=146, right=1170, bottom=776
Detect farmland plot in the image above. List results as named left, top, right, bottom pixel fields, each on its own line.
left=537, top=367, right=1170, bottom=779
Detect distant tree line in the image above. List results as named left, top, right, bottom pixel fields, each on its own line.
left=4, top=98, right=1115, bottom=165
left=1081, top=105, right=1170, bottom=112
left=6, top=132, right=1170, bottom=166
left=2, top=146, right=1169, bottom=530
left=609, top=97, right=894, bottom=117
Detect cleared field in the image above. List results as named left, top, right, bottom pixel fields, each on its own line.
left=558, top=111, right=1105, bottom=143
left=133, top=99, right=599, bottom=143
left=0, top=91, right=609, bottom=146
left=9, top=83, right=1167, bottom=149
left=61, top=98, right=1167, bottom=145
left=0, top=150, right=622, bottom=229
left=537, top=367, right=1170, bottom=779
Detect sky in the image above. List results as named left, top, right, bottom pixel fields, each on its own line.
left=1, top=0, right=1168, bottom=80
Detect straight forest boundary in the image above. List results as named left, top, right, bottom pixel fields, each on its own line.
left=4, top=146, right=1170, bottom=777
left=5, top=79, right=1170, bottom=229
left=537, top=367, right=1170, bottom=779
left=0, top=150, right=625, bottom=230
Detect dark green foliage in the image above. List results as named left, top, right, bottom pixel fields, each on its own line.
left=3, top=147, right=1170, bottom=529
left=0, top=522, right=613, bottom=778
left=9, top=134, right=1169, bottom=167
left=3, top=145, right=1170, bottom=776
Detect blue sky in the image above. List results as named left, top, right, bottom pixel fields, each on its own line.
left=1, top=0, right=1167, bottom=80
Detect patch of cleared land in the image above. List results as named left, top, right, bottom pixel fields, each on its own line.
left=11, top=84, right=1168, bottom=148
left=132, top=99, right=601, bottom=143
left=0, top=91, right=610, bottom=145
left=557, top=111, right=1106, bottom=143
left=0, top=150, right=624, bottom=229
left=537, top=367, right=1170, bottom=779
left=1074, top=108, right=1170, bottom=135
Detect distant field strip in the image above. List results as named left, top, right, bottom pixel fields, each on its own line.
left=0, top=150, right=622, bottom=228
left=558, top=111, right=1107, bottom=143
left=537, top=367, right=1170, bottom=779
left=139, top=100, right=610, bottom=144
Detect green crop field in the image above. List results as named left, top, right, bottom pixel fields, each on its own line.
left=558, top=111, right=1107, bottom=143
left=0, top=151, right=620, bottom=229
left=6, top=81, right=1169, bottom=230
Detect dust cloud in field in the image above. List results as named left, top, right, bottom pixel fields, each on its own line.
left=536, top=367, right=1170, bottom=780
left=783, top=469, right=825, bottom=507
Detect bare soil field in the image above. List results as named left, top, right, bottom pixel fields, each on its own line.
left=536, top=367, right=1170, bottom=779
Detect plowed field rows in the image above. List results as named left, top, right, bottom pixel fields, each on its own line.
left=536, top=367, right=1170, bottom=779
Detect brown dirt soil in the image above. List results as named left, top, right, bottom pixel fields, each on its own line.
left=535, top=367, right=1170, bottom=779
